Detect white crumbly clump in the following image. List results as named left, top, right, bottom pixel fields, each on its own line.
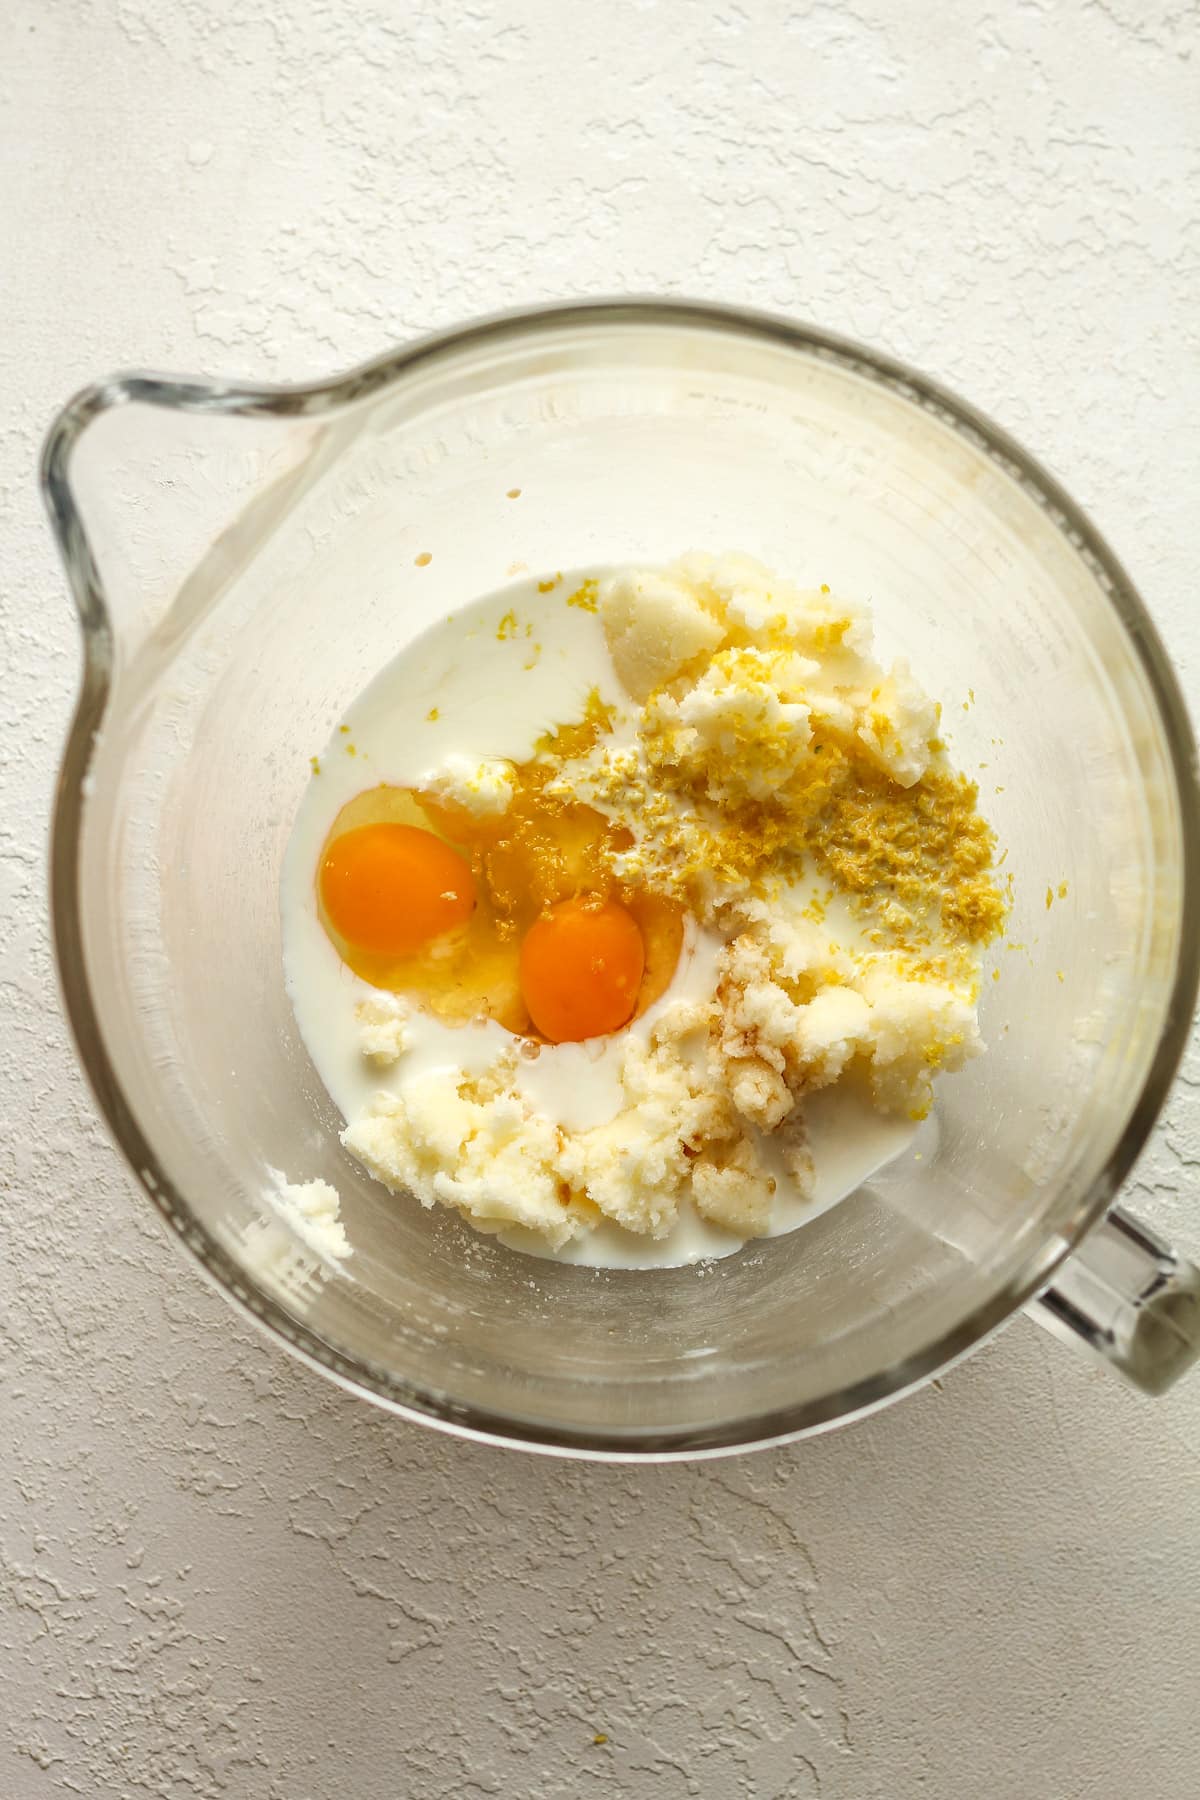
left=689, top=1141, right=776, bottom=1236
left=853, top=964, right=980, bottom=1112
left=344, top=1077, right=587, bottom=1247
left=724, top=888, right=859, bottom=986
left=355, top=993, right=412, bottom=1066
left=856, top=658, right=939, bottom=788
left=600, top=567, right=725, bottom=700
left=336, top=553, right=996, bottom=1250
left=713, top=933, right=980, bottom=1122
left=420, top=752, right=515, bottom=818
left=557, top=1012, right=718, bottom=1235
left=603, top=550, right=938, bottom=794
left=645, top=647, right=819, bottom=803
left=352, top=993, right=413, bottom=1058
left=674, top=550, right=875, bottom=655
left=343, top=1007, right=693, bottom=1243
left=265, top=1171, right=350, bottom=1260
left=339, top=987, right=824, bottom=1245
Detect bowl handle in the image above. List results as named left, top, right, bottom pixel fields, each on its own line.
left=40, top=371, right=329, bottom=664
left=1026, top=1205, right=1200, bottom=1394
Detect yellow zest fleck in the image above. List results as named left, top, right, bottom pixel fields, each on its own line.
left=566, top=578, right=599, bottom=613
left=506, top=487, right=522, bottom=499
left=339, top=724, right=350, bottom=734
left=533, top=688, right=614, bottom=761
left=1046, top=885, right=1054, bottom=910
left=991, top=967, right=1000, bottom=981
left=310, top=755, right=321, bottom=776
left=497, top=609, right=520, bottom=641
left=346, top=743, right=357, bottom=757
left=1058, top=880, right=1068, bottom=899
left=414, top=551, right=432, bottom=567
left=593, top=1734, right=608, bottom=1746
left=808, top=617, right=852, bottom=652
left=538, top=572, right=563, bottom=593
left=1056, top=969, right=1065, bottom=982
left=426, top=707, right=440, bottom=722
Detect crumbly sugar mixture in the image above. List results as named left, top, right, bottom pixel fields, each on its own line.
left=339, top=554, right=1007, bottom=1251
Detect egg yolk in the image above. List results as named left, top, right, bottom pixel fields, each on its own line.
left=519, top=897, right=645, bottom=1043
left=320, top=823, right=475, bottom=957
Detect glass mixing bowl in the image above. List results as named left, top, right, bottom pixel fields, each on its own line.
left=43, top=300, right=1200, bottom=1456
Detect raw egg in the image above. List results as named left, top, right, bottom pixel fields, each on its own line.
left=519, top=897, right=645, bottom=1043
left=319, top=822, right=474, bottom=957
left=316, top=750, right=682, bottom=1037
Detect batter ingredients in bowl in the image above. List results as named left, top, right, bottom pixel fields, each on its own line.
left=281, top=554, right=1006, bottom=1266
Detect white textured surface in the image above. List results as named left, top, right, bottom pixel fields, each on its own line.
left=2, top=2, right=1199, bottom=1793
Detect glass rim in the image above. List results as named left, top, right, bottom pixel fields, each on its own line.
left=41, top=295, right=1200, bottom=1459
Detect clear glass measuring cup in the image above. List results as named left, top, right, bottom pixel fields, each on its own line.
left=43, top=300, right=1200, bottom=1457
